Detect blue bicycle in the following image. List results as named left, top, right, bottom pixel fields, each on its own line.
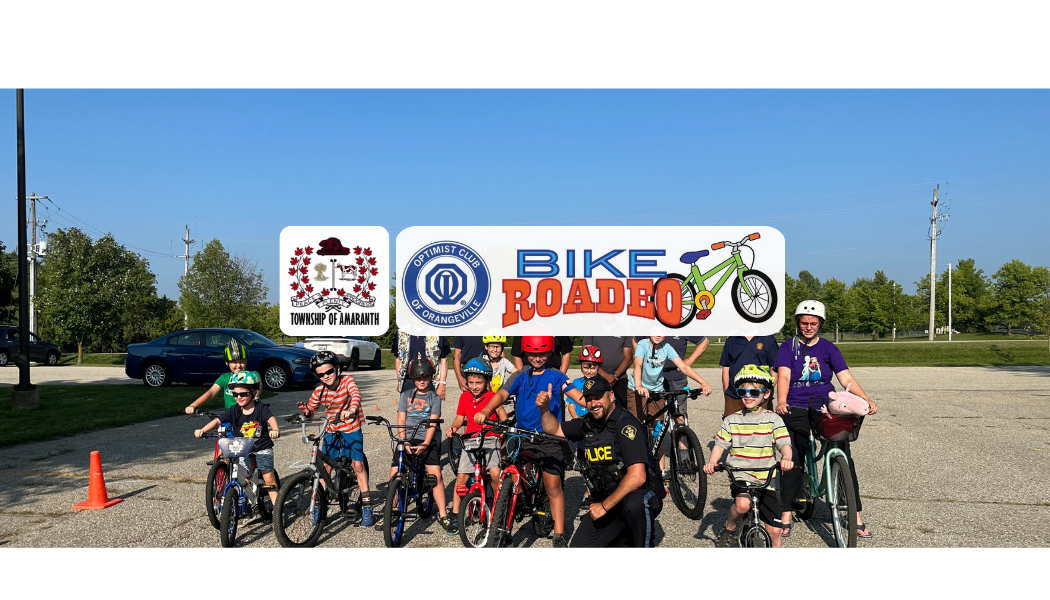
left=202, top=428, right=280, bottom=548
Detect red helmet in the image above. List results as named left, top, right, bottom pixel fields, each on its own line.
left=520, top=335, right=554, bottom=353
left=578, top=345, right=604, bottom=364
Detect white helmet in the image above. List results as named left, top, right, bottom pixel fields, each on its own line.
left=794, top=300, right=826, bottom=322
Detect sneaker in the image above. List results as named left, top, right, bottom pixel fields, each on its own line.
left=716, top=526, right=737, bottom=548
left=312, top=506, right=321, bottom=526
left=551, top=533, right=568, bottom=548
left=439, top=516, right=458, bottom=536
left=359, top=506, right=375, bottom=528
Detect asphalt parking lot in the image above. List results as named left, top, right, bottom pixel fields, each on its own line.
left=1, top=365, right=1048, bottom=548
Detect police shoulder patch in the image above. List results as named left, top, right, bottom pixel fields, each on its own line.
left=621, top=425, right=637, bottom=440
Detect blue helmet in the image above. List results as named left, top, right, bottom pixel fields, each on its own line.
left=462, top=358, right=493, bottom=378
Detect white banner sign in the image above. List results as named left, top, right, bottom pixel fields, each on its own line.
left=395, top=226, right=785, bottom=336
left=280, top=226, right=389, bottom=336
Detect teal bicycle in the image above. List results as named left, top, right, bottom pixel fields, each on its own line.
left=792, top=409, right=861, bottom=548
left=657, top=232, right=777, bottom=328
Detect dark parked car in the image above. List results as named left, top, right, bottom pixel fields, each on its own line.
left=0, top=325, right=62, bottom=366
left=125, top=328, right=317, bottom=391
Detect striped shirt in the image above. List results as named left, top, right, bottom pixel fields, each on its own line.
left=714, top=409, right=790, bottom=486
left=306, top=374, right=363, bottom=434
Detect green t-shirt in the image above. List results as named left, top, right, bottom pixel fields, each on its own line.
left=215, top=372, right=237, bottom=408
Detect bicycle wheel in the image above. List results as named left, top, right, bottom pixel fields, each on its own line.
left=490, top=476, right=516, bottom=548
left=205, top=459, right=230, bottom=529
left=532, top=487, right=554, bottom=538
left=383, top=476, right=407, bottom=547
left=417, top=472, right=435, bottom=519
left=334, top=459, right=362, bottom=519
left=668, top=426, right=707, bottom=520
left=741, top=525, right=772, bottom=548
left=731, top=269, right=777, bottom=323
left=828, top=454, right=858, bottom=548
left=459, top=489, right=491, bottom=548
left=218, top=487, right=239, bottom=548
left=273, top=471, right=327, bottom=548
left=655, top=274, right=697, bottom=329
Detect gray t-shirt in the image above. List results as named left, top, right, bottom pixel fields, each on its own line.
left=581, top=336, right=632, bottom=377
left=398, top=388, right=443, bottom=440
left=661, top=336, right=707, bottom=382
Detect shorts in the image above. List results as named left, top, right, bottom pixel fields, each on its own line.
left=323, top=430, right=365, bottom=462
left=458, top=436, right=501, bottom=474
left=520, top=438, right=572, bottom=477
left=730, top=483, right=782, bottom=528
left=241, top=447, right=274, bottom=473
left=392, top=436, right=440, bottom=467
left=663, top=377, right=689, bottom=417
left=626, top=388, right=664, bottom=427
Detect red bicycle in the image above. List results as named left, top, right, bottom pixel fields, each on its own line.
left=191, top=409, right=233, bottom=530
left=455, top=426, right=502, bottom=548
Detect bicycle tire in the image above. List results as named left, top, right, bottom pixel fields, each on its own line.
left=490, top=476, right=516, bottom=548
left=655, top=273, right=698, bottom=329
left=731, top=269, right=777, bottom=323
left=459, top=489, right=491, bottom=548
left=218, top=487, right=239, bottom=548
left=272, top=471, right=327, bottom=548
left=446, top=436, right=464, bottom=480
left=668, top=426, right=707, bottom=520
left=384, top=476, right=407, bottom=547
left=829, top=455, right=858, bottom=548
left=205, top=459, right=230, bottom=530
left=532, top=486, right=554, bottom=538
left=741, top=525, right=772, bottom=548
left=256, top=470, right=280, bottom=522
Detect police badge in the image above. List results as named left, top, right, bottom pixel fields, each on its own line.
left=621, top=425, right=637, bottom=440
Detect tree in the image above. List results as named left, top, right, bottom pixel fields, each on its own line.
left=820, top=278, right=850, bottom=337
left=0, top=241, right=16, bottom=323
left=178, top=239, right=268, bottom=329
left=1032, top=266, right=1050, bottom=354
left=991, top=259, right=1040, bottom=335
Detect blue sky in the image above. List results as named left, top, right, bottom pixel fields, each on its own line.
left=1, top=89, right=1048, bottom=304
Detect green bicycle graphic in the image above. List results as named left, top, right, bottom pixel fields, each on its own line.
left=656, top=232, right=777, bottom=328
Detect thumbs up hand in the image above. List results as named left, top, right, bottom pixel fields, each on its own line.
left=536, top=383, right=553, bottom=408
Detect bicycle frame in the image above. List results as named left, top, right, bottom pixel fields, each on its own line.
left=804, top=430, right=848, bottom=502
left=683, top=252, right=749, bottom=300
left=644, top=392, right=690, bottom=456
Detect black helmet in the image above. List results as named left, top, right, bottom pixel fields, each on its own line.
left=310, top=350, right=340, bottom=372
left=224, top=338, right=249, bottom=362
left=407, top=353, right=435, bottom=379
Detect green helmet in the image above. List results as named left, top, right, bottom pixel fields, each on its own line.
left=733, top=364, right=774, bottom=389
left=224, top=338, right=249, bottom=362
left=228, top=371, right=262, bottom=390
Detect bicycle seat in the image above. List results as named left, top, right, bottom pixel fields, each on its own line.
left=680, top=250, right=709, bottom=264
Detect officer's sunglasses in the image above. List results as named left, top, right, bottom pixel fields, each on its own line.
left=735, top=388, right=766, bottom=398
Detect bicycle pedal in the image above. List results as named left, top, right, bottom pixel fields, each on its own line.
left=697, top=309, right=712, bottom=320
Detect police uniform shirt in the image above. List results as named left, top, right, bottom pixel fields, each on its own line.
left=561, top=406, right=657, bottom=502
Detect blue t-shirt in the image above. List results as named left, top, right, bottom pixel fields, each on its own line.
left=506, top=368, right=569, bottom=431
left=772, top=337, right=848, bottom=409
left=567, top=377, right=589, bottom=417
left=719, top=335, right=779, bottom=399
left=627, top=339, right=679, bottom=392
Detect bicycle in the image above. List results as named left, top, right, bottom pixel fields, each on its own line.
left=484, top=418, right=564, bottom=548
left=657, top=232, right=777, bottom=327
left=640, top=388, right=707, bottom=519
left=454, top=427, right=501, bottom=548
left=367, top=415, right=444, bottom=548
left=712, top=464, right=779, bottom=547
left=272, top=414, right=372, bottom=548
left=790, top=407, right=862, bottom=548
left=190, top=409, right=233, bottom=530
left=198, top=428, right=280, bottom=548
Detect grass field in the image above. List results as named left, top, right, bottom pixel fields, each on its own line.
left=56, top=353, right=127, bottom=366
left=0, top=385, right=275, bottom=447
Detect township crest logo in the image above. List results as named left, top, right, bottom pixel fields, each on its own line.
left=288, top=237, right=378, bottom=311
left=402, top=241, right=490, bottom=328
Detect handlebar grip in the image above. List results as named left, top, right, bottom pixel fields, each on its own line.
left=365, top=416, right=383, bottom=422
left=483, top=419, right=503, bottom=428
left=748, top=232, right=761, bottom=240
left=711, top=242, right=725, bottom=250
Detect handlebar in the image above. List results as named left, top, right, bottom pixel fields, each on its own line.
left=368, top=416, right=444, bottom=441
left=482, top=419, right=564, bottom=444
left=648, top=388, right=704, bottom=402
left=712, top=464, right=779, bottom=490
left=711, top=232, right=760, bottom=251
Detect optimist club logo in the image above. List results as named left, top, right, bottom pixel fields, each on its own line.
left=402, top=241, right=490, bottom=327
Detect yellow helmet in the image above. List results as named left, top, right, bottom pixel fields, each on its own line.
left=482, top=334, right=507, bottom=345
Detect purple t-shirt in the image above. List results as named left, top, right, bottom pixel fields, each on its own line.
left=773, top=337, right=848, bottom=409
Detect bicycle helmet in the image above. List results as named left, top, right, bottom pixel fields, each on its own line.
left=521, top=335, right=554, bottom=353
left=795, top=300, right=826, bottom=323
left=310, top=350, right=340, bottom=372
left=578, top=345, right=604, bottom=364
left=228, top=371, right=262, bottom=390
left=462, top=358, right=493, bottom=378
left=733, top=364, right=775, bottom=389
left=224, top=338, right=249, bottom=362
left=482, top=334, right=508, bottom=345
left=407, top=354, right=436, bottom=379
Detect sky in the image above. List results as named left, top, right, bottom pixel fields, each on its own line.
left=1, top=89, right=1048, bottom=304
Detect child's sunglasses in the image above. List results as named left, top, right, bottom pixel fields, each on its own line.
left=231, top=391, right=254, bottom=399
left=735, top=388, right=766, bottom=398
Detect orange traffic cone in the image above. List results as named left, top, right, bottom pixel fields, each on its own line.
left=73, top=451, right=123, bottom=510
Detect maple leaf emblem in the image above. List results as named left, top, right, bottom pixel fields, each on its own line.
left=303, top=257, right=311, bottom=266
left=295, top=248, right=303, bottom=256
left=367, top=257, right=376, bottom=266
left=362, top=290, right=371, bottom=299
left=297, top=290, right=305, bottom=299
left=337, top=288, right=346, bottom=296
left=288, top=267, right=297, bottom=276
left=367, top=282, right=376, bottom=291
left=370, top=267, right=379, bottom=276
left=305, top=284, right=314, bottom=293
left=321, top=288, right=330, bottom=296
left=353, top=246, right=362, bottom=255
left=299, top=266, right=308, bottom=275
left=363, top=248, right=372, bottom=256
left=289, top=257, right=298, bottom=265
left=353, top=283, right=361, bottom=293
left=355, top=257, right=364, bottom=266
left=357, top=276, right=365, bottom=284
left=305, top=246, right=313, bottom=255
left=290, top=282, right=299, bottom=291
left=302, top=276, right=310, bottom=285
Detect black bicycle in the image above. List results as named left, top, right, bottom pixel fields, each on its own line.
left=641, top=388, right=707, bottom=519
left=713, top=464, right=779, bottom=547
left=367, top=415, right=444, bottom=548
left=272, top=414, right=371, bottom=548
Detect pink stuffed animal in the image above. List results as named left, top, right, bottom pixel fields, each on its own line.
left=823, top=383, right=870, bottom=416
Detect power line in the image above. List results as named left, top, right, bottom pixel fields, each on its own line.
left=40, top=198, right=172, bottom=258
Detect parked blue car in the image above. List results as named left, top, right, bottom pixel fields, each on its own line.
left=125, top=328, right=317, bottom=391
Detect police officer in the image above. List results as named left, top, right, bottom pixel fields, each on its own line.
left=536, top=376, right=665, bottom=547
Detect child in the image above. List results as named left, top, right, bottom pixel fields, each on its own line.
left=444, top=359, right=507, bottom=522
left=567, top=345, right=603, bottom=509
left=395, top=355, right=454, bottom=535
left=194, top=371, right=280, bottom=505
left=481, top=333, right=516, bottom=393
left=297, top=350, right=373, bottom=527
left=184, top=339, right=249, bottom=413
left=703, top=365, right=793, bottom=548
left=475, top=333, right=588, bottom=548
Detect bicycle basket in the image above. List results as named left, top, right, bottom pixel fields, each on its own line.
left=218, top=437, right=257, bottom=459
left=815, top=413, right=863, bottom=443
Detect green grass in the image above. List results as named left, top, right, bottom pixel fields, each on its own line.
left=56, top=353, right=127, bottom=366
left=0, top=385, right=276, bottom=448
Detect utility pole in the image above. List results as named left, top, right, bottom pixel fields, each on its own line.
left=176, top=224, right=194, bottom=330
left=928, top=185, right=949, bottom=341
left=13, top=89, right=38, bottom=409
left=26, top=193, right=48, bottom=334
left=948, top=262, right=953, bottom=342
